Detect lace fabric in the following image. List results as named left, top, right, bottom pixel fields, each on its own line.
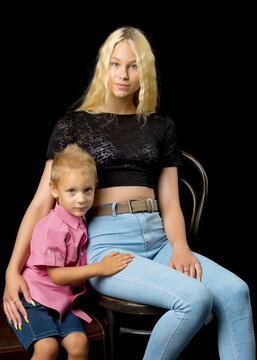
left=46, top=111, right=181, bottom=189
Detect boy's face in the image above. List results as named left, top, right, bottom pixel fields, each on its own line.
left=50, top=169, right=96, bottom=217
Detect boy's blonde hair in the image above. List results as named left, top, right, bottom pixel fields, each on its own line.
left=50, top=144, right=98, bottom=186
left=77, top=26, right=158, bottom=119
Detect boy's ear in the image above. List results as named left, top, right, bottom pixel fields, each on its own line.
left=49, top=181, right=59, bottom=199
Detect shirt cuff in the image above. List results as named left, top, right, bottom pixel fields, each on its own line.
left=44, top=248, right=65, bottom=267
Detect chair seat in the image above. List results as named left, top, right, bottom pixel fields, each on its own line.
left=96, top=293, right=166, bottom=315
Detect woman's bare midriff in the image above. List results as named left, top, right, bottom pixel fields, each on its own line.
left=93, top=186, right=155, bottom=207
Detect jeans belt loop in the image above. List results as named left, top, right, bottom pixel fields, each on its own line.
left=148, top=199, right=154, bottom=212
left=112, top=203, right=117, bottom=217
left=128, top=199, right=134, bottom=213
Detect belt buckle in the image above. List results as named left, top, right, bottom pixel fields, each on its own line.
left=128, top=198, right=141, bottom=213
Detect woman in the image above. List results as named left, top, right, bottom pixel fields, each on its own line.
left=4, top=26, right=255, bottom=359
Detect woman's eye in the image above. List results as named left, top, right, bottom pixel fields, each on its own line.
left=130, top=64, right=137, bottom=69
left=111, top=62, right=119, bottom=67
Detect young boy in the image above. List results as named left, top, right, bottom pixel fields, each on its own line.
left=8, top=144, right=134, bottom=360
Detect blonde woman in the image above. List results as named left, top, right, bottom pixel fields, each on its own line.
left=3, top=27, right=255, bottom=359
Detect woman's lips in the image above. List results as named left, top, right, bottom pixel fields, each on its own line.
left=115, top=83, right=130, bottom=88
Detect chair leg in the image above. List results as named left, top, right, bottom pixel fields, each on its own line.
left=106, top=309, right=118, bottom=360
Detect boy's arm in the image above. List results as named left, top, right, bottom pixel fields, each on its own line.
left=47, top=251, right=134, bottom=285
left=47, top=263, right=101, bottom=285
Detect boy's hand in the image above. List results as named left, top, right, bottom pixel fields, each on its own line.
left=98, top=251, right=134, bottom=276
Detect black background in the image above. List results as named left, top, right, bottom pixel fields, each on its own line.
left=1, top=4, right=255, bottom=358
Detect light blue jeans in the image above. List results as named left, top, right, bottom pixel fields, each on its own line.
left=87, top=205, right=255, bottom=360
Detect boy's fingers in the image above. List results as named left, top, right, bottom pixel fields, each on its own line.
left=118, top=253, right=134, bottom=258
left=106, top=251, right=120, bottom=257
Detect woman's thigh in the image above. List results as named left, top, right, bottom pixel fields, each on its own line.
left=154, top=241, right=252, bottom=317
left=89, top=248, right=211, bottom=318
left=87, top=210, right=249, bottom=313
left=87, top=211, right=210, bottom=309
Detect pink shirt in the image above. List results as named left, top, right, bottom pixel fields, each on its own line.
left=22, top=202, right=92, bottom=323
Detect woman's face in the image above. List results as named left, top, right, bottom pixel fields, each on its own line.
left=109, top=41, right=140, bottom=101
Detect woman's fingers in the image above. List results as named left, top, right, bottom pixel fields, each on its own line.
left=4, top=298, right=23, bottom=329
left=168, top=251, right=202, bottom=280
left=3, top=276, right=33, bottom=327
left=195, top=261, right=202, bottom=281
left=189, top=265, right=196, bottom=279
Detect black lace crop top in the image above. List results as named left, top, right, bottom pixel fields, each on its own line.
left=46, top=111, right=181, bottom=189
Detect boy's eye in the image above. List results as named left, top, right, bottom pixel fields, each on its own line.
left=84, top=187, right=93, bottom=193
left=67, top=189, right=75, bottom=194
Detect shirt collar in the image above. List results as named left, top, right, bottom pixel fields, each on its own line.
left=53, top=202, right=86, bottom=230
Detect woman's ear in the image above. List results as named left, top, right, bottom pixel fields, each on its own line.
left=49, top=181, right=59, bottom=199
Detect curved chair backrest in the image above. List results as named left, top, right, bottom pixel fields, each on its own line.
left=179, top=150, right=208, bottom=251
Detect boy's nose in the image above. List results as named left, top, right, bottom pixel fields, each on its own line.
left=77, top=194, right=86, bottom=203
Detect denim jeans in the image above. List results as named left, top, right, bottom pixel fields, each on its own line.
left=87, top=205, right=255, bottom=360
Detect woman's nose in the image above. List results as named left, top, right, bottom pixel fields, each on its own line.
left=119, top=66, right=128, bottom=80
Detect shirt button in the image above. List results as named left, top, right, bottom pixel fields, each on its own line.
left=47, top=249, right=52, bottom=254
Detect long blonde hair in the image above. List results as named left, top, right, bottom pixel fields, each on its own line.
left=77, top=27, right=158, bottom=118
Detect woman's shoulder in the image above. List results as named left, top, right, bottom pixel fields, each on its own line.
left=147, top=111, right=173, bottom=121
left=146, top=112, right=176, bottom=129
left=52, top=110, right=99, bottom=131
left=61, top=110, right=95, bottom=121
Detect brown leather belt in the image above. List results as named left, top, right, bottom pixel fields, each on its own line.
left=91, top=199, right=158, bottom=216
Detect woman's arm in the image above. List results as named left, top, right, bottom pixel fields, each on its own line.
left=157, top=167, right=202, bottom=280
left=3, top=160, right=55, bottom=326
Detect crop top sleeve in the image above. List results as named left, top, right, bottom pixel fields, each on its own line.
left=159, top=115, right=181, bottom=168
left=46, top=111, right=181, bottom=189
left=47, top=115, right=75, bottom=157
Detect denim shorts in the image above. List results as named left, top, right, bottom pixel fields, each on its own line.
left=8, top=296, right=86, bottom=351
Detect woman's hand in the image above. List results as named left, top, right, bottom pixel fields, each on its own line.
left=168, top=244, right=202, bottom=281
left=3, top=270, right=34, bottom=329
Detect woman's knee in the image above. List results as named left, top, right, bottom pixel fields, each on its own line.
left=182, top=282, right=213, bottom=322
left=233, top=277, right=250, bottom=299
left=225, top=277, right=252, bottom=311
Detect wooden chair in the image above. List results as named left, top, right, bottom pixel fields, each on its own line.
left=0, top=296, right=106, bottom=360
left=93, top=150, right=209, bottom=360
